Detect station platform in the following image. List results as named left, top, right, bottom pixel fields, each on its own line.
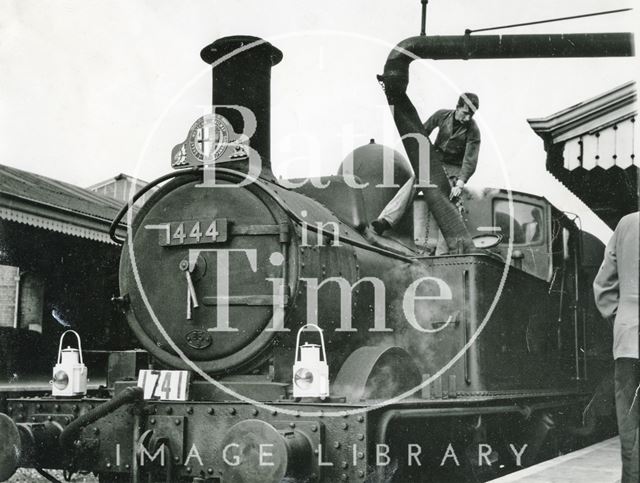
left=489, top=437, right=621, bottom=483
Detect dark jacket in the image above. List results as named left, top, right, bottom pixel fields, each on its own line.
left=423, top=109, right=481, bottom=183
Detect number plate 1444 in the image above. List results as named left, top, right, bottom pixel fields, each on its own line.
left=159, top=218, right=228, bottom=246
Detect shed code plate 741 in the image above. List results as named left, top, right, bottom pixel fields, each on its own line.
left=137, top=370, right=190, bottom=401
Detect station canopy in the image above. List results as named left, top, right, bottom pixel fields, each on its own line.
left=0, top=164, right=127, bottom=244
left=528, top=81, right=637, bottom=229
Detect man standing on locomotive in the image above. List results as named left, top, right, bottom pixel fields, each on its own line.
left=371, top=93, right=481, bottom=235
left=593, top=211, right=639, bottom=483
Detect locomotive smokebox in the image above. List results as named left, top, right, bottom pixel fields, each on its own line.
left=200, top=36, right=282, bottom=180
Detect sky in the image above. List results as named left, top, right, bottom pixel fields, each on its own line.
left=0, top=0, right=637, bottom=241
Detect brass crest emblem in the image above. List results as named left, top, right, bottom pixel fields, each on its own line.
left=188, top=114, right=231, bottom=162
left=171, top=113, right=247, bottom=169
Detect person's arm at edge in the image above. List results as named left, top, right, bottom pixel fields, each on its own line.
left=593, top=227, right=620, bottom=321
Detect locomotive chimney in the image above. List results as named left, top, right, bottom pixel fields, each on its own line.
left=200, top=36, right=283, bottom=180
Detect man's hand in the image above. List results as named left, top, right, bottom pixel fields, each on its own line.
left=450, top=179, right=465, bottom=199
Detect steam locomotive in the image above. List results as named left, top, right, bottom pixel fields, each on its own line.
left=0, top=29, right=633, bottom=483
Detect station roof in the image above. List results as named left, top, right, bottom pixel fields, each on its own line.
left=0, top=164, right=127, bottom=244
left=528, top=81, right=636, bottom=150
left=527, top=81, right=637, bottom=228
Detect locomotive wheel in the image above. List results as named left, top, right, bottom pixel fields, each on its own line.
left=220, top=419, right=313, bottom=483
left=0, top=413, right=21, bottom=481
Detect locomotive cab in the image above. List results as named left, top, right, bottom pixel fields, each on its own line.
left=462, top=188, right=557, bottom=281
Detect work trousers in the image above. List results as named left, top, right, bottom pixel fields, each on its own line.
left=615, top=357, right=639, bottom=483
left=378, top=174, right=459, bottom=227
left=378, top=175, right=416, bottom=226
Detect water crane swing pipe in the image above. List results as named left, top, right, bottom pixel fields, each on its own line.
left=59, top=386, right=143, bottom=450
left=383, top=33, right=634, bottom=78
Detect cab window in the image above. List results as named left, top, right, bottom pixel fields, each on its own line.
left=493, top=200, right=545, bottom=246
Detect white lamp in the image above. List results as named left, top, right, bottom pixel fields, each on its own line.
left=293, top=324, right=329, bottom=399
left=51, top=330, right=87, bottom=397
